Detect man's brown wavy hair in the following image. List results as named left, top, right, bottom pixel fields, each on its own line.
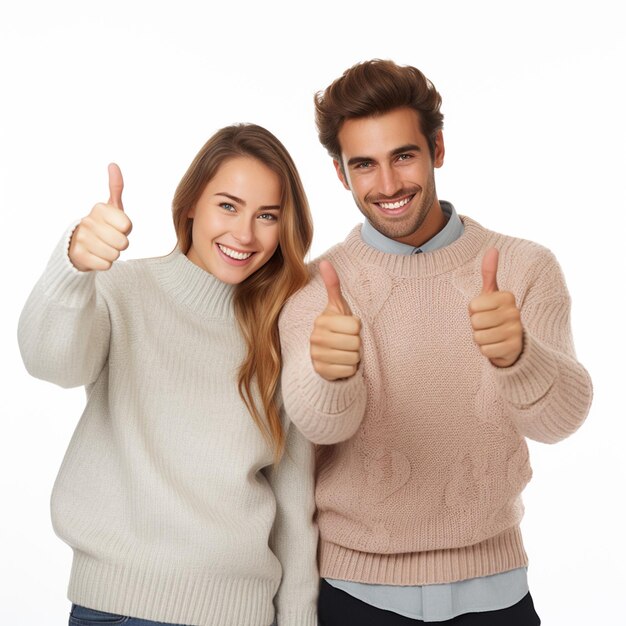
left=315, top=59, right=444, bottom=163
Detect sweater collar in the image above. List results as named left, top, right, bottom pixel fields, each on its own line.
left=153, top=248, right=236, bottom=318
left=343, top=215, right=487, bottom=278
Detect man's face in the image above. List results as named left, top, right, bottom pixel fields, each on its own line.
left=334, top=107, right=444, bottom=243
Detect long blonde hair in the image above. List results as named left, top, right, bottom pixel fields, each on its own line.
left=172, top=124, right=313, bottom=461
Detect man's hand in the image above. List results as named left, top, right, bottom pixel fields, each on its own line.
left=469, top=248, right=523, bottom=368
left=310, top=260, right=362, bottom=380
left=69, top=163, right=132, bottom=271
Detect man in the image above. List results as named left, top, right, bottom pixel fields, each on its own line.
left=279, top=60, right=592, bottom=625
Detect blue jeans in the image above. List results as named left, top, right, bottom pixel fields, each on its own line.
left=69, top=604, right=277, bottom=626
left=69, top=605, right=186, bottom=626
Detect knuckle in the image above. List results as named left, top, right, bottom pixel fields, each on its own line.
left=73, top=227, right=87, bottom=244
left=92, top=203, right=106, bottom=218
left=72, top=251, right=86, bottom=267
left=332, top=365, right=346, bottom=379
left=314, top=314, right=328, bottom=330
left=312, top=317, right=327, bottom=333
left=504, top=306, right=519, bottom=321
left=78, top=217, right=93, bottom=233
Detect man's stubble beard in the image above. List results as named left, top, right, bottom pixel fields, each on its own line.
left=354, top=174, right=437, bottom=241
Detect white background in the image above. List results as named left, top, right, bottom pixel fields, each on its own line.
left=1, top=1, right=624, bottom=623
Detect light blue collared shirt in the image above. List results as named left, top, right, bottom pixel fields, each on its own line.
left=327, top=201, right=528, bottom=622
left=360, top=201, right=464, bottom=255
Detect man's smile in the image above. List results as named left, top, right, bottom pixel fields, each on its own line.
left=371, top=192, right=417, bottom=215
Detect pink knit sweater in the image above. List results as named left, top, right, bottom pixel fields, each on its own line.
left=279, top=216, right=592, bottom=586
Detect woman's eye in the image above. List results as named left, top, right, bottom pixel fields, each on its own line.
left=220, top=203, right=236, bottom=212
left=258, top=213, right=278, bottom=221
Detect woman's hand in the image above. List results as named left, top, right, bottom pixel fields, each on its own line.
left=69, top=163, right=132, bottom=271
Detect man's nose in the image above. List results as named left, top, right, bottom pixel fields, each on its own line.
left=378, top=165, right=402, bottom=197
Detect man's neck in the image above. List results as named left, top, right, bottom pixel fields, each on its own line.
left=361, top=201, right=463, bottom=256
left=395, top=200, right=446, bottom=248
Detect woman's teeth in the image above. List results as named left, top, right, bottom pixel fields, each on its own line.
left=218, top=244, right=253, bottom=260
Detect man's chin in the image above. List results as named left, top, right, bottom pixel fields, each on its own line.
left=367, top=217, right=419, bottom=241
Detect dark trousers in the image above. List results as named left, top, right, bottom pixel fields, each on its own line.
left=318, top=579, right=541, bottom=625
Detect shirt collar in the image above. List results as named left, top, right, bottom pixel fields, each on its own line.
left=360, top=201, right=464, bottom=255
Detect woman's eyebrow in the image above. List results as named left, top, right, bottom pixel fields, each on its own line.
left=215, top=192, right=280, bottom=211
left=215, top=192, right=245, bottom=205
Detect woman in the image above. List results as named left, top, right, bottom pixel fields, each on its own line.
left=18, top=124, right=318, bottom=626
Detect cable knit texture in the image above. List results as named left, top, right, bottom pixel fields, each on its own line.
left=279, top=216, right=592, bottom=586
left=18, top=229, right=318, bottom=626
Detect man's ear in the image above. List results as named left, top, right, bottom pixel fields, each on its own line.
left=434, top=130, right=445, bottom=168
left=333, top=159, right=351, bottom=190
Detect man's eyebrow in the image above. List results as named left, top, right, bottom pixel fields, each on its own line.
left=391, top=144, right=422, bottom=156
left=215, top=192, right=280, bottom=211
left=346, top=156, right=374, bottom=167
left=346, top=144, right=422, bottom=167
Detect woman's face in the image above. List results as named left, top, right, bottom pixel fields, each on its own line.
left=187, top=156, right=282, bottom=284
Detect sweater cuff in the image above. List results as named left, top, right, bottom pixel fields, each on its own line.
left=42, top=223, right=97, bottom=308
left=492, top=332, right=558, bottom=407
left=300, top=361, right=365, bottom=416
left=276, top=605, right=318, bottom=626
left=286, top=358, right=367, bottom=444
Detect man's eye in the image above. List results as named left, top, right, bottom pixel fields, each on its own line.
left=397, top=153, right=413, bottom=161
left=355, top=161, right=373, bottom=169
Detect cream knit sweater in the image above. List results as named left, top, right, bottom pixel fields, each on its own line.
left=18, top=231, right=318, bottom=626
left=279, top=216, right=592, bottom=586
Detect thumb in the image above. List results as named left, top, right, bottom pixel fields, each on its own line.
left=319, top=260, right=351, bottom=315
left=107, top=162, right=124, bottom=211
left=481, top=247, right=499, bottom=294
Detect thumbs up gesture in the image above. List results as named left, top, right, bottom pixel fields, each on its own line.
left=310, top=260, right=362, bottom=381
left=468, top=248, right=523, bottom=368
left=69, top=163, right=133, bottom=271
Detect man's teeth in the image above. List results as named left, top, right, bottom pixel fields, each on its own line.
left=218, top=244, right=253, bottom=260
left=379, top=197, right=411, bottom=210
